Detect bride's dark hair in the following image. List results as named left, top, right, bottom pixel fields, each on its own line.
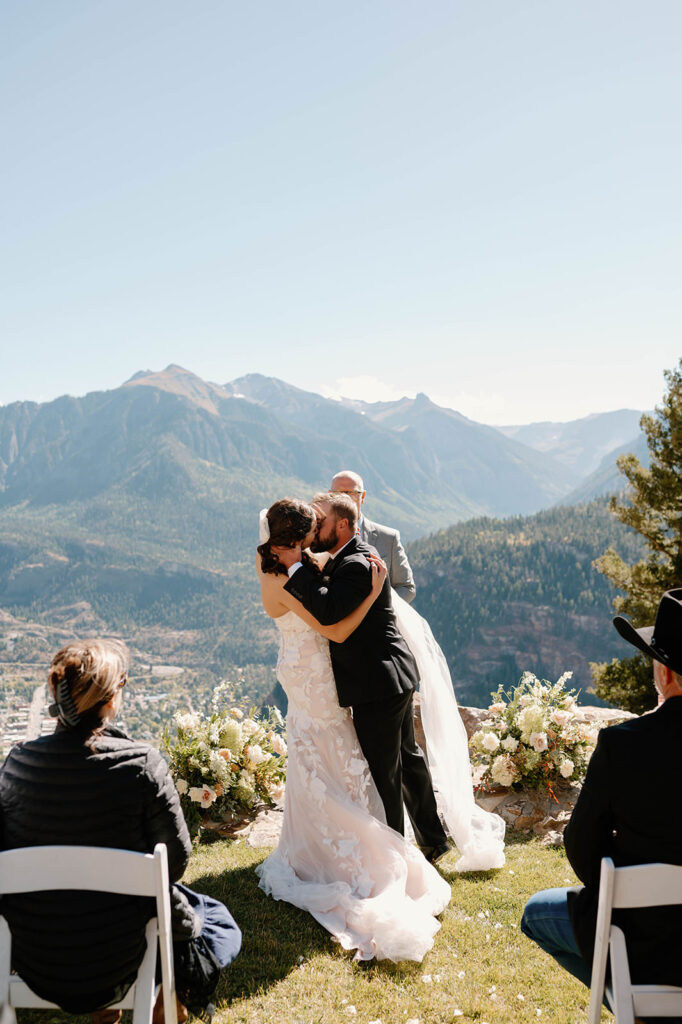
left=258, top=498, right=319, bottom=576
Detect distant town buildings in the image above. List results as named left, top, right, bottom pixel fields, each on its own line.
left=0, top=682, right=52, bottom=754
left=0, top=678, right=174, bottom=756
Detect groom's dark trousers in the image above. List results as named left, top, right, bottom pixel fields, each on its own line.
left=284, top=537, right=447, bottom=850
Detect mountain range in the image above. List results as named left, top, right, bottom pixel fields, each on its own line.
left=0, top=365, right=648, bottom=708
left=0, top=365, right=645, bottom=534
left=496, top=408, right=646, bottom=477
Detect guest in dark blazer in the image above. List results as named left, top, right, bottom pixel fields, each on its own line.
left=274, top=491, right=448, bottom=863
left=330, top=470, right=416, bottom=603
left=521, top=589, right=682, bottom=1000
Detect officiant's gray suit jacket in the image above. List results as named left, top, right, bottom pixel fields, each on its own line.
left=359, top=515, right=416, bottom=604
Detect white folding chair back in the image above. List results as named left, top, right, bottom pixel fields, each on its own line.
left=0, top=843, right=177, bottom=1024
left=588, top=857, right=682, bottom=1024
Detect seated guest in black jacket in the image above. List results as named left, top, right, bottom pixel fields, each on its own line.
left=521, top=589, right=682, bottom=1012
left=0, top=639, right=241, bottom=1024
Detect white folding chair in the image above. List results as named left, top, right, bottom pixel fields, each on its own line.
left=588, top=856, right=682, bottom=1024
left=0, top=842, right=177, bottom=1024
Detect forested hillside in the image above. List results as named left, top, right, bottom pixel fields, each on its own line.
left=409, top=500, right=645, bottom=706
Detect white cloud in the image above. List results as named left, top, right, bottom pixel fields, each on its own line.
left=321, top=375, right=416, bottom=404
left=428, top=390, right=511, bottom=423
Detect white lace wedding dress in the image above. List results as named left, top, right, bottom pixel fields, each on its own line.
left=256, top=611, right=451, bottom=962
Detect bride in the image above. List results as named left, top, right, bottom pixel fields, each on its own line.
left=255, top=497, right=504, bottom=963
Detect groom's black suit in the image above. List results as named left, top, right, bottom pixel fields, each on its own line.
left=284, top=537, right=447, bottom=849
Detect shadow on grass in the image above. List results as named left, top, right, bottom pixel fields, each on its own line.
left=190, top=857, right=427, bottom=1005
left=188, top=861, right=334, bottom=1005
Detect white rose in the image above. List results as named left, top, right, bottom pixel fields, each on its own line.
left=174, top=711, right=201, bottom=731
left=242, top=719, right=259, bottom=737
left=559, top=758, right=574, bottom=779
left=189, top=784, right=217, bottom=808
left=481, top=731, right=501, bottom=752
left=488, top=702, right=506, bottom=715
left=579, top=725, right=599, bottom=746
left=244, top=744, right=268, bottom=766
left=268, top=732, right=287, bottom=756
left=550, top=709, right=573, bottom=728
left=209, top=751, right=229, bottom=779
left=490, top=754, right=518, bottom=788
left=175, top=778, right=188, bottom=795
left=502, top=735, right=519, bottom=752
left=529, top=731, right=549, bottom=752
left=269, top=781, right=285, bottom=803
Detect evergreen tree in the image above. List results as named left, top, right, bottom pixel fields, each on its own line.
left=593, top=359, right=682, bottom=709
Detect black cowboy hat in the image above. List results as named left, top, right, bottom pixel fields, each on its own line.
left=613, top=588, right=682, bottom=676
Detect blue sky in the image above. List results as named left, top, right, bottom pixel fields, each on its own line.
left=1, top=1, right=680, bottom=423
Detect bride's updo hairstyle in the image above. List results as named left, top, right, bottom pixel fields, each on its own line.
left=48, top=638, right=129, bottom=747
left=258, top=497, right=318, bottom=576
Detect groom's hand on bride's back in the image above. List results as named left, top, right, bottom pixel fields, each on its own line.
left=270, top=543, right=302, bottom=569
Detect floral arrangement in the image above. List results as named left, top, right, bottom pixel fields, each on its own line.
left=469, top=671, right=601, bottom=794
left=163, top=682, right=288, bottom=840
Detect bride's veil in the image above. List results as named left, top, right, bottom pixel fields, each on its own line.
left=393, top=593, right=506, bottom=871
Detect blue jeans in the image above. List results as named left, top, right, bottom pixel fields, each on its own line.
left=521, top=887, right=592, bottom=989
left=522, top=889, right=682, bottom=1024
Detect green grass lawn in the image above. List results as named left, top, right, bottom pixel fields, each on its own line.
left=179, top=835, right=609, bottom=1024
left=15, top=836, right=610, bottom=1024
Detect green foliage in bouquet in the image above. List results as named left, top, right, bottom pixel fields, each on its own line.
left=469, top=672, right=601, bottom=793
left=163, top=681, right=287, bottom=840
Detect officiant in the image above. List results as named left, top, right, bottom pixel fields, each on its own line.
left=330, top=470, right=416, bottom=604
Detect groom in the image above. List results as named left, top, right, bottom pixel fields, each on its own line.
left=274, top=491, right=449, bottom=864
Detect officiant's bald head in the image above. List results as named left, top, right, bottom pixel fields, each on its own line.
left=330, top=470, right=366, bottom=514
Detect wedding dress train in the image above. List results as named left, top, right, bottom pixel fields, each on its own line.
left=393, top=594, right=506, bottom=872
